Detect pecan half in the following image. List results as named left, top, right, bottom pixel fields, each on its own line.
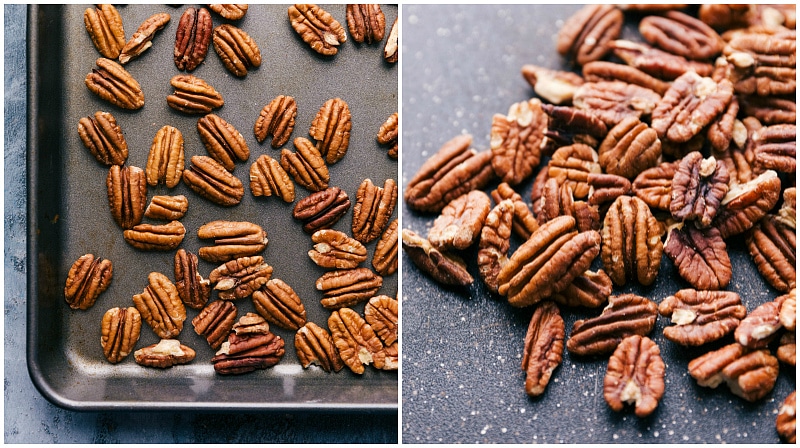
left=604, top=335, right=665, bottom=418
left=123, top=221, right=186, bottom=251
left=174, top=249, right=211, bottom=310
left=551, top=269, right=612, bottom=309
left=85, top=58, right=145, bottom=110
left=252, top=278, right=307, bottom=331
left=182, top=155, right=244, bottom=207
left=535, top=178, right=600, bottom=232
left=777, top=188, right=796, bottom=230
left=736, top=295, right=785, bottom=349
left=405, top=134, right=495, bottom=213
left=167, top=74, right=224, bottom=114
left=714, top=170, right=781, bottom=238
left=664, top=224, right=731, bottom=290
left=477, top=199, right=514, bottom=293
left=309, top=98, right=351, bottom=165
left=249, top=154, right=294, bottom=202
left=601, top=195, right=664, bottom=286
left=210, top=256, right=273, bottom=301
left=777, top=391, right=797, bottom=443
left=689, top=343, right=779, bottom=402
left=288, top=4, right=347, bottom=56
left=77, top=111, right=128, bottom=166
left=209, top=4, right=248, bottom=20
left=754, top=124, right=796, bottom=173
left=402, top=229, right=473, bottom=287
left=659, top=289, right=747, bottom=346
left=212, top=313, right=285, bottom=375
left=352, top=178, right=397, bottom=244
left=747, top=215, right=796, bottom=292
left=707, top=96, right=741, bottom=153
left=490, top=98, right=547, bottom=185
left=567, top=294, right=658, bottom=356
left=198, top=114, right=250, bottom=171
left=146, top=125, right=185, bottom=188
left=383, top=18, right=398, bottom=63
left=573, top=81, right=662, bottom=128
left=193, top=300, right=237, bottom=349
left=377, top=111, right=398, bottom=159
left=632, top=160, right=678, bottom=211
left=281, top=137, right=330, bottom=192
left=346, top=4, right=385, bottom=44
left=64, top=254, right=112, bottom=310
left=670, top=152, right=730, bottom=227
left=295, top=321, right=344, bottom=372
left=522, top=301, right=564, bottom=397
left=490, top=182, right=539, bottom=240
left=119, top=12, right=171, bottom=64
left=213, top=24, right=261, bottom=77
left=145, top=195, right=188, bottom=221
left=293, top=187, right=351, bottom=234
left=587, top=173, right=631, bottom=207
left=254, top=95, right=297, bottom=149
left=556, top=5, right=623, bottom=65
left=611, top=39, right=714, bottom=80
left=373, top=219, right=398, bottom=276
left=197, top=220, right=268, bottom=264
left=134, top=339, right=195, bottom=369
left=365, top=295, right=398, bottom=348
left=547, top=143, right=602, bottom=199
left=106, top=164, right=147, bottom=230
left=328, top=307, right=385, bottom=374
left=740, top=95, right=796, bottom=125
left=521, top=64, right=584, bottom=105
left=597, top=117, right=661, bottom=180
left=497, top=216, right=601, bottom=308
left=309, top=229, right=367, bottom=269
left=639, top=10, right=723, bottom=60
left=582, top=61, right=670, bottom=95
left=723, top=31, right=796, bottom=97
left=542, top=104, right=608, bottom=149
left=84, top=4, right=125, bottom=59
left=429, top=190, right=491, bottom=251
left=100, top=307, right=141, bottom=364
left=317, top=267, right=383, bottom=309
left=777, top=332, right=796, bottom=366
left=133, top=272, right=187, bottom=339
left=174, top=7, right=212, bottom=71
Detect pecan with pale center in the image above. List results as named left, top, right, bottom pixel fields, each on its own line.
left=632, top=160, right=679, bottom=211
left=134, top=339, right=196, bottom=369
left=603, top=335, right=664, bottom=418
left=601, top=195, right=663, bottom=286
left=209, top=4, right=248, bottom=20
left=597, top=117, right=661, bottom=180
left=193, top=300, right=237, bottom=349
left=197, top=114, right=250, bottom=171
left=64, top=254, right=112, bottom=311
left=249, top=154, right=295, bottom=202
left=252, top=278, right=307, bottom=331
left=146, top=125, right=185, bottom=188
left=174, top=249, right=210, bottom=310
left=100, top=306, right=141, bottom=364
left=316, top=267, right=383, bottom=309
left=352, top=178, right=397, bottom=244
left=723, top=31, right=796, bottom=97
left=547, top=143, right=602, bottom=199
left=521, top=301, right=564, bottom=397
left=383, top=18, right=398, bottom=63
left=123, top=221, right=186, bottom=252
left=133, top=272, right=186, bottom=339
left=490, top=98, right=547, bottom=185
left=309, top=229, right=367, bottom=269
left=556, top=5, right=623, bottom=66
left=688, top=343, right=779, bottom=402
left=640, top=10, right=723, bottom=60
left=551, top=269, right=612, bottom=309
left=328, top=307, right=385, bottom=374
left=212, top=313, right=285, bottom=375
left=197, top=220, right=267, bottom=264
left=119, top=12, right=171, bottom=64
left=174, top=7, right=212, bottom=71
left=167, top=74, right=224, bottom=114
left=281, top=137, right=330, bottom=192
left=735, top=295, right=786, bottom=349
left=213, top=24, right=261, bottom=77
left=377, top=112, right=398, bottom=159
left=182, top=155, right=244, bottom=207
left=521, top=64, right=584, bottom=105
left=566, top=294, right=658, bottom=356
left=670, top=152, right=730, bottom=227
left=293, top=187, right=351, bottom=234
left=402, top=228, right=473, bottom=287
left=254, top=95, right=297, bottom=149
left=210, top=256, right=273, bottom=301
left=497, top=215, right=601, bottom=308
left=536, top=178, right=600, bottom=232
left=309, top=98, right=351, bottom=165
left=429, top=190, right=491, bottom=251
left=714, top=170, right=781, bottom=238
left=288, top=4, right=347, bottom=56
left=658, top=289, right=746, bottom=346
left=610, top=39, right=714, bottom=80
left=372, top=219, right=398, bottom=276
left=84, top=5, right=125, bottom=59
left=754, top=124, right=796, bottom=173
left=587, top=173, right=631, bottom=207
left=747, top=215, right=796, bottom=292
left=77, top=111, right=128, bottom=166
left=145, top=195, right=188, bottom=221
left=777, top=391, right=796, bottom=443
left=491, top=182, right=539, bottom=240
left=106, top=164, right=147, bottom=230
left=85, top=58, right=145, bottom=110
left=295, top=321, right=344, bottom=372
left=477, top=199, right=514, bottom=293
left=582, top=61, right=670, bottom=95
left=777, top=188, right=796, bottom=230
left=573, top=81, right=661, bottom=128
left=664, top=224, right=731, bottom=290
left=780, top=289, right=796, bottom=331
left=346, top=4, right=385, bottom=44
left=541, top=105, right=608, bottom=149
left=405, top=134, right=495, bottom=213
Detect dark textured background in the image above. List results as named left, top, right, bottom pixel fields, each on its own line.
left=400, top=4, right=794, bottom=444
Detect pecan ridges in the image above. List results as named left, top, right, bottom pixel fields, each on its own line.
left=281, top=137, right=330, bottom=192
left=309, top=98, right=352, bottom=165
left=249, top=154, right=295, bottom=202
left=182, top=155, right=244, bottom=207
left=288, top=4, right=347, bottom=56
left=346, top=4, right=386, bottom=44
left=688, top=343, right=779, bottom=402
left=174, top=249, right=211, bottom=310
left=77, top=111, right=128, bottom=166
left=193, top=300, right=237, bottom=349
left=119, top=12, right=171, bottom=64
left=556, top=5, right=623, bottom=66
left=167, top=75, right=224, bottom=115
left=317, top=267, right=383, bottom=309
left=567, top=294, right=658, bottom=356
left=64, top=254, right=113, bottom=310
left=309, top=229, right=367, bottom=270
left=603, top=335, right=665, bottom=417
left=293, top=187, right=351, bottom=234
left=670, top=152, right=730, bottom=228
left=198, top=114, right=250, bottom=171
left=522, top=301, right=564, bottom=397
left=212, top=313, right=285, bottom=375
left=252, top=278, right=307, bottom=331
left=377, top=112, right=398, bottom=159
left=328, top=307, right=385, bottom=374
left=134, top=339, right=196, bottom=369
left=100, top=306, right=141, bottom=364
left=146, top=125, right=185, bottom=188
left=402, top=228, right=474, bottom=287
left=145, top=195, right=188, bottom=221
left=106, top=164, right=147, bottom=230
left=658, top=289, right=746, bottom=346
left=490, top=98, right=547, bottom=186
left=83, top=5, right=125, bottom=59
left=123, top=220, right=186, bottom=251
left=601, top=195, right=664, bottom=286
left=664, top=225, right=732, bottom=290
left=352, top=178, right=398, bottom=244
left=198, top=220, right=268, bottom=264
left=254, top=95, right=297, bottom=149
left=132, top=272, right=187, bottom=339
left=372, top=219, right=398, bottom=276
left=295, top=321, right=344, bottom=372
left=85, top=58, right=145, bottom=110
left=174, top=7, right=212, bottom=71
left=213, top=24, right=261, bottom=77
left=209, top=256, right=273, bottom=301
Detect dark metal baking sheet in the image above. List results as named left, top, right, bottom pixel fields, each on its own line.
left=400, top=4, right=794, bottom=443
left=27, top=4, right=397, bottom=412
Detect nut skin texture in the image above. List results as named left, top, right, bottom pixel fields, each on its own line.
left=288, top=4, right=347, bottom=56
left=383, top=18, right=398, bottom=63
left=316, top=267, right=383, bottom=310
left=714, top=170, right=781, bottom=239
left=64, top=254, right=113, bottom=311
left=572, top=81, right=662, bottom=128
left=252, top=278, right=307, bottom=331
left=372, top=219, right=398, bottom=276
left=145, top=195, right=188, bottom=221
left=597, top=117, right=661, bottom=180
left=632, top=160, right=679, bottom=211
left=134, top=339, right=196, bottom=369
left=670, top=152, right=730, bottom=228
left=777, top=333, right=796, bottom=366
left=747, top=216, right=796, bottom=293
left=639, top=10, right=723, bottom=60
left=547, top=144, right=602, bottom=200
left=174, top=7, right=212, bottom=71
left=77, top=111, right=128, bottom=166
left=542, top=105, right=609, bottom=149
left=724, top=32, right=796, bottom=97
left=310, top=98, right=352, bottom=165
left=328, top=307, right=385, bottom=374
left=106, top=164, right=147, bottom=230
left=346, top=4, right=385, bottom=44
left=611, top=39, right=714, bottom=81
left=293, top=187, right=351, bottom=234
left=249, top=154, right=295, bottom=203
left=352, top=178, right=398, bottom=244
left=192, top=300, right=237, bottom=350
left=521, top=301, right=565, bottom=397
left=404, top=134, right=495, bottom=213
left=491, top=182, right=539, bottom=240
left=552, top=269, right=613, bottom=309
left=521, top=64, right=584, bottom=105
left=197, top=220, right=268, bottom=264
left=309, top=229, right=367, bottom=270
left=197, top=114, right=250, bottom=172
left=490, top=98, right=547, bottom=185
left=429, top=190, right=491, bottom=251
left=603, top=335, right=665, bottom=418
left=780, top=290, right=796, bottom=332
left=377, top=112, right=398, bottom=159
left=536, top=177, right=600, bottom=233
left=777, top=391, right=797, bottom=443
left=167, top=74, right=224, bottom=114
left=477, top=200, right=514, bottom=293
left=100, top=306, right=141, bottom=364
left=567, top=294, right=658, bottom=357
left=209, top=4, right=248, bottom=20
left=365, top=295, right=398, bottom=348
left=754, top=124, right=796, bottom=174
left=402, top=229, right=473, bottom=287
left=182, top=155, right=244, bottom=207
left=85, top=58, right=145, bottom=110
left=133, top=272, right=187, bottom=340
left=210, top=256, right=269, bottom=304
left=211, top=313, right=285, bottom=375
left=146, top=125, right=185, bottom=188
left=174, top=249, right=210, bottom=310
left=295, top=321, right=344, bottom=372
left=735, top=296, right=784, bottom=349
left=556, top=5, right=623, bottom=66
left=254, top=95, right=297, bottom=149
left=587, top=173, right=631, bottom=207
left=123, top=220, right=186, bottom=252
left=740, top=96, right=796, bottom=126
left=658, top=289, right=747, bottom=346
left=213, top=24, right=261, bottom=77
left=84, top=5, right=125, bottom=59
left=582, top=61, right=670, bottom=95
left=688, top=343, right=779, bottom=402
left=601, top=195, right=664, bottom=287
left=281, top=137, right=330, bottom=193
left=119, top=12, right=171, bottom=64
left=664, top=225, right=732, bottom=290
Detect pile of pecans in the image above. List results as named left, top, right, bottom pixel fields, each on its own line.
left=68, top=4, right=398, bottom=377
left=402, top=4, right=794, bottom=440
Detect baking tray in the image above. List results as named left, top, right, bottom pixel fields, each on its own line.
left=27, top=4, right=397, bottom=412
left=401, top=4, right=795, bottom=443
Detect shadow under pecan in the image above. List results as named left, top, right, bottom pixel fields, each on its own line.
left=521, top=64, right=584, bottom=105
left=83, top=5, right=125, bottom=59
left=747, top=215, right=796, bottom=292
left=490, top=98, right=547, bottom=185
left=352, top=178, right=397, bottom=244
left=567, top=294, right=658, bottom=357
left=85, top=58, right=145, bottom=110
left=604, top=335, right=664, bottom=418
left=328, top=307, right=385, bottom=374
left=556, top=5, right=623, bottom=66
left=145, top=195, right=188, bottom=221
left=134, top=339, right=195, bottom=369
left=133, top=272, right=187, bottom=339
left=309, top=229, right=367, bottom=270
left=714, top=170, right=781, bottom=238
left=429, top=190, right=491, bottom=251
left=601, top=195, right=663, bottom=286
left=664, top=224, right=731, bottom=290
left=522, top=301, right=564, bottom=397
left=293, top=187, right=351, bottom=234
left=295, top=321, right=344, bottom=372
left=477, top=199, right=514, bottom=293
left=119, top=12, right=171, bottom=65
left=598, top=117, right=661, bottom=180
left=252, top=278, right=307, bottom=331
left=100, top=306, right=141, bottom=364
left=197, top=220, right=268, bottom=264
left=254, top=95, right=297, bottom=149
left=174, top=249, right=210, bottom=310
left=212, top=313, right=285, bottom=375
left=401, top=228, right=473, bottom=287
left=688, top=343, right=779, bottom=402
left=659, top=289, right=746, bottom=346
left=639, top=10, right=723, bottom=61
left=64, top=254, right=112, bottom=310
left=288, top=4, right=347, bottom=56
left=174, top=7, right=212, bottom=71
left=670, top=151, right=730, bottom=227
left=146, top=125, right=185, bottom=188
left=193, top=299, right=237, bottom=349
left=316, top=267, right=383, bottom=309
left=209, top=256, right=273, bottom=301
left=78, top=111, right=128, bottom=166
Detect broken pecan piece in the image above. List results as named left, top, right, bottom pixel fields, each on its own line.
left=134, top=339, right=195, bottom=369
left=198, top=220, right=268, bottom=264
left=316, top=267, right=383, bottom=309
left=603, top=335, right=665, bottom=417
left=83, top=5, right=125, bottom=59
left=288, top=4, right=347, bottom=56
left=213, top=24, right=261, bottom=77
left=145, top=195, right=188, bottom=221
left=293, top=187, right=351, bottom=234
left=212, top=313, right=285, bottom=375
left=664, top=224, right=731, bottom=290
left=328, top=307, right=385, bottom=374
left=372, top=219, right=398, bottom=276
left=182, top=155, right=244, bottom=207
left=601, top=195, right=663, bottom=286
left=556, top=5, right=623, bottom=65
left=100, top=306, right=141, bottom=364
left=490, top=182, right=539, bottom=240
left=254, top=95, right=297, bottom=149
left=670, top=152, right=730, bottom=227
left=597, top=117, right=661, bottom=180
left=477, top=199, right=514, bottom=293
left=567, top=294, right=658, bottom=357
left=119, top=12, right=171, bottom=64
left=402, top=229, right=473, bottom=287
left=295, top=321, right=343, bottom=372
left=193, top=300, right=237, bottom=349
left=133, top=272, right=187, bottom=339
left=209, top=4, right=248, bottom=20
left=777, top=333, right=796, bottom=366
left=64, top=254, right=112, bottom=310
left=780, top=290, right=796, bottom=331
left=106, top=164, right=147, bottom=230
left=429, top=190, right=491, bottom=251
left=123, top=221, right=186, bottom=251
left=281, top=137, right=330, bottom=192
left=174, top=7, right=212, bottom=71
left=252, top=278, right=307, bottom=331
left=197, top=114, right=250, bottom=171
left=521, top=64, right=584, bottom=105
left=167, top=74, right=224, bottom=114
left=77, top=111, right=128, bottom=166
left=521, top=301, right=564, bottom=397
left=146, top=125, right=185, bottom=188
left=174, top=249, right=210, bottom=310
left=659, top=289, right=746, bottom=346
left=308, top=229, right=367, bottom=270
left=346, top=4, right=385, bottom=44
left=490, top=98, right=547, bottom=185
left=85, top=58, right=145, bottom=110
left=747, top=215, right=796, bottom=292
left=352, top=178, right=398, bottom=244
left=383, top=17, right=398, bottom=63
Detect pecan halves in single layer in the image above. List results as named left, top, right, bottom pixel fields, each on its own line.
left=249, top=154, right=295, bottom=203
left=146, top=125, right=185, bottom=188
left=295, top=321, right=344, bottom=372
left=477, top=200, right=514, bottom=293
left=714, top=170, right=781, bottom=238
left=601, top=195, right=663, bottom=286
left=145, top=195, right=188, bottom=221
left=754, top=124, right=796, bottom=173
left=521, top=64, right=584, bottom=105
left=212, top=313, right=285, bottom=375
left=747, top=216, right=796, bottom=292
left=209, top=4, right=248, bottom=20
left=213, top=24, right=261, bottom=77
left=174, top=249, right=210, bottom=310
left=632, top=160, right=679, bottom=211
left=193, top=300, right=237, bottom=349
left=293, top=187, right=351, bottom=234
left=309, top=229, right=367, bottom=270
left=316, top=267, right=383, bottom=309
left=197, top=220, right=268, bottom=264
left=209, top=256, right=273, bottom=301
left=197, top=114, right=250, bottom=171
left=252, top=278, right=307, bottom=331
left=658, top=289, right=746, bottom=346
left=100, top=306, right=141, bottom=364
left=328, top=307, right=385, bottom=374
left=167, top=75, right=224, bottom=115
left=776, top=391, right=797, bottom=443
left=556, top=5, right=623, bottom=66
left=85, top=58, right=145, bottom=110
left=346, top=4, right=385, bottom=44
left=567, top=294, right=658, bottom=357
left=551, top=269, right=612, bottom=309
left=639, top=10, right=723, bottom=60
left=688, top=343, right=779, bottom=402
left=604, top=335, right=665, bottom=418
left=133, top=272, right=187, bottom=339
left=106, top=164, right=147, bottom=230
left=281, top=137, right=330, bottom=192
left=84, top=4, right=125, bottom=59
left=670, top=152, right=730, bottom=227
left=64, top=254, right=112, bottom=310
left=405, top=134, right=495, bottom=213
left=352, top=178, right=398, bottom=244
left=597, top=117, right=661, bottom=180
left=522, top=301, right=564, bottom=397
left=119, top=12, right=171, bottom=64
left=288, top=4, right=347, bottom=56
left=373, top=219, right=398, bottom=276
left=77, top=111, right=128, bottom=166
left=429, top=190, right=491, bottom=251
left=401, top=228, right=473, bottom=287
left=134, top=339, right=195, bottom=369
left=735, top=296, right=785, bottom=349
left=383, top=18, right=398, bottom=63
left=490, top=98, right=547, bottom=185
left=123, top=221, right=186, bottom=251
left=572, top=81, right=662, bottom=128
left=497, top=215, right=601, bottom=308
left=182, top=155, right=244, bottom=207
left=254, top=95, right=297, bottom=149
left=664, top=224, right=731, bottom=290
left=309, top=98, right=351, bottom=165
left=174, top=7, right=212, bottom=71
left=377, top=112, right=398, bottom=159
